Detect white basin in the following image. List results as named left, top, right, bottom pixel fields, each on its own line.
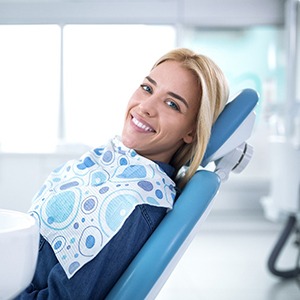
left=0, top=209, right=39, bottom=300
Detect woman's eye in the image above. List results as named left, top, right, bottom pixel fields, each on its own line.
left=166, top=100, right=180, bottom=111
left=140, top=84, right=152, bottom=94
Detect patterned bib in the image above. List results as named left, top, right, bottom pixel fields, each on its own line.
left=29, top=136, right=176, bottom=278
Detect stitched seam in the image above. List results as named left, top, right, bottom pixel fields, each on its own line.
left=138, top=205, right=154, bottom=232
left=39, top=235, right=45, bottom=250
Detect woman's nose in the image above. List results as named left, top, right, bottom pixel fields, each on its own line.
left=138, top=97, right=158, bottom=117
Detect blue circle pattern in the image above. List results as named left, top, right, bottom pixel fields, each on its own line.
left=29, top=136, right=176, bottom=278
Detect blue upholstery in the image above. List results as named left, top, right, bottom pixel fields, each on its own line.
left=106, top=89, right=259, bottom=300
left=202, top=88, right=259, bottom=166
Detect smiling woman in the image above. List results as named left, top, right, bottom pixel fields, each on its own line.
left=121, top=60, right=200, bottom=164
left=15, top=48, right=229, bottom=299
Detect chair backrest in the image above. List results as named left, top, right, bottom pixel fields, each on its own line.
left=106, top=88, right=259, bottom=300
left=202, top=88, right=258, bottom=167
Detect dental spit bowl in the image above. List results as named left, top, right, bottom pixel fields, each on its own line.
left=0, top=209, right=39, bottom=300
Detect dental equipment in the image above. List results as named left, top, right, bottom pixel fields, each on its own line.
left=264, top=0, right=300, bottom=279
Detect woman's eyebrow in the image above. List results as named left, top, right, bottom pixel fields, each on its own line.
left=145, top=76, right=189, bottom=109
left=146, top=76, right=157, bottom=86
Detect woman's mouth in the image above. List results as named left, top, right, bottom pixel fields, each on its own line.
left=131, top=117, right=155, bottom=132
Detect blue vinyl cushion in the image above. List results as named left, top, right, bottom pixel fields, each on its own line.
left=202, top=88, right=259, bottom=165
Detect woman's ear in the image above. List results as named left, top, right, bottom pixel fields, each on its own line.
left=183, top=129, right=195, bottom=144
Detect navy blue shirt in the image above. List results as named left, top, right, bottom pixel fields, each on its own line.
left=15, top=162, right=175, bottom=300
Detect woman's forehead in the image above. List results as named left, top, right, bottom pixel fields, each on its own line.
left=149, top=60, right=200, bottom=111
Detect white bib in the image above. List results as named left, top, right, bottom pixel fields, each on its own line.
left=29, top=136, right=176, bottom=278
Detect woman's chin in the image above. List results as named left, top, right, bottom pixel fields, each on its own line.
left=121, top=135, right=135, bottom=149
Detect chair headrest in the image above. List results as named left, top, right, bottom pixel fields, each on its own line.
left=201, top=88, right=259, bottom=167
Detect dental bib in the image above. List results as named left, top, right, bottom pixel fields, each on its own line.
left=29, top=136, right=176, bottom=278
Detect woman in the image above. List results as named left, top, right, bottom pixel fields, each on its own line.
left=16, top=48, right=229, bottom=299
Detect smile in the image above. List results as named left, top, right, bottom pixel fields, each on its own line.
left=132, top=117, right=155, bottom=132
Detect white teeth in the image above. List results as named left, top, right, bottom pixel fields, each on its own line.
left=132, top=117, right=154, bottom=132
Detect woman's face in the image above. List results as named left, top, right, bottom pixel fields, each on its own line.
left=122, top=60, right=200, bottom=164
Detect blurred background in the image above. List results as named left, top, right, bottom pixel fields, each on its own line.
left=0, top=0, right=299, bottom=299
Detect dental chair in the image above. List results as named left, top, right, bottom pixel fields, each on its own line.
left=106, top=88, right=259, bottom=300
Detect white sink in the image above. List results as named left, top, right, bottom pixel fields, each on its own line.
left=0, top=209, right=39, bottom=300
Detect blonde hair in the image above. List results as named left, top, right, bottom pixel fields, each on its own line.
left=152, top=48, right=229, bottom=188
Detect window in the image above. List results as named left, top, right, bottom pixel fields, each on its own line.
left=0, top=24, right=176, bottom=152
left=180, top=26, right=285, bottom=119
left=0, top=25, right=60, bottom=152
left=1, top=24, right=283, bottom=152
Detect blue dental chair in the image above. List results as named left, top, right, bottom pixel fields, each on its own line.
left=107, top=88, right=259, bottom=300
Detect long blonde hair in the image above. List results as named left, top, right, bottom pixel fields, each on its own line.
left=152, top=48, right=229, bottom=188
